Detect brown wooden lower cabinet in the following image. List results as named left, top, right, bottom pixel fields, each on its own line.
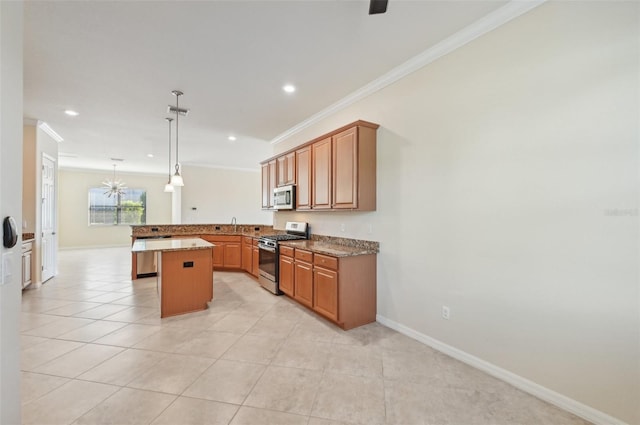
left=294, top=258, right=314, bottom=308
left=242, top=238, right=252, bottom=273
left=201, top=235, right=242, bottom=270
left=251, top=245, right=259, bottom=278
left=212, top=244, right=224, bottom=268
left=224, top=242, right=242, bottom=268
left=159, top=248, right=213, bottom=318
left=279, top=247, right=376, bottom=330
left=279, top=254, right=294, bottom=296
left=313, top=266, right=338, bottom=321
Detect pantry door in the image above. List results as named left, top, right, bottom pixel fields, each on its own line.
left=41, top=153, right=57, bottom=282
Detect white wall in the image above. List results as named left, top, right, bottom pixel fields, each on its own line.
left=0, top=1, right=23, bottom=422
left=275, top=2, right=639, bottom=423
left=180, top=164, right=273, bottom=224
left=58, top=169, right=172, bottom=248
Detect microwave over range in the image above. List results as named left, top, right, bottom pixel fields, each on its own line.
left=273, top=184, right=295, bottom=210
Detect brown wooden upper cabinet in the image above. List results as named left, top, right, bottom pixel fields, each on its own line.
left=261, top=120, right=378, bottom=212
left=276, top=152, right=296, bottom=187
left=295, top=146, right=311, bottom=210
left=261, top=160, right=277, bottom=209
left=311, top=137, right=332, bottom=209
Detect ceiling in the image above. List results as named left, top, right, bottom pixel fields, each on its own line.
left=24, top=0, right=507, bottom=175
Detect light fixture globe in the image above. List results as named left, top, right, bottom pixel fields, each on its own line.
left=163, top=182, right=174, bottom=193
left=170, top=168, right=184, bottom=187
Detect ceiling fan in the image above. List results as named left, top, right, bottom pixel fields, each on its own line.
left=369, top=0, right=388, bottom=14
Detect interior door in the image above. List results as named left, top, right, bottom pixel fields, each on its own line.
left=41, top=154, right=57, bottom=282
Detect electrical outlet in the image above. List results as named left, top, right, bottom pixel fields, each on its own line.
left=442, top=305, right=450, bottom=320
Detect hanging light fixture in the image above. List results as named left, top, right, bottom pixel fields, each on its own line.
left=102, top=164, right=127, bottom=198
left=163, top=117, right=175, bottom=193
left=170, top=90, right=184, bottom=186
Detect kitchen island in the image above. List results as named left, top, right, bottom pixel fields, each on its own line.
left=131, top=237, right=214, bottom=318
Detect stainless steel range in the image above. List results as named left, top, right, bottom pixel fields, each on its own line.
left=258, top=221, right=309, bottom=295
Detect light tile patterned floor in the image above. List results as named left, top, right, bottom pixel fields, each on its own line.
left=20, top=247, right=590, bottom=425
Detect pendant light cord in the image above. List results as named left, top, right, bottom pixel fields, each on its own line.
left=175, top=92, right=180, bottom=173
left=166, top=118, right=173, bottom=180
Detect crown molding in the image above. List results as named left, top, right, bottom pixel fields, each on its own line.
left=37, top=120, right=64, bottom=142
left=270, top=0, right=546, bottom=145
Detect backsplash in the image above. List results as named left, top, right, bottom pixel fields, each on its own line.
left=131, top=224, right=274, bottom=237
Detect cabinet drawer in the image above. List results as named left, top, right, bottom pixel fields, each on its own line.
left=22, top=241, right=33, bottom=253
left=314, top=254, right=338, bottom=270
left=295, top=249, right=313, bottom=262
left=243, top=236, right=253, bottom=245
left=280, top=246, right=294, bottom=257
left=253, top=238, right=259, bottom=246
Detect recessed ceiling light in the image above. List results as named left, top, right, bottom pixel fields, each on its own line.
left=147, top=154, right=154, bottom=158
left=228, top=136, right=236, bottom=141
left=283, top=84, right=296, bottom=93
left=64, top=110, right=79, bottom=116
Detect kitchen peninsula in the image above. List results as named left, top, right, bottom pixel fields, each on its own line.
left=131, top=237, right=214, bottom=318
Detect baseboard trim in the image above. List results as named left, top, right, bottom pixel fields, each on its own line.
left=376, top=314, right=627, bottom=425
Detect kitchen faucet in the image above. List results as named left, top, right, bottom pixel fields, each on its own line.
left=231, top=216, right=237, bottom=232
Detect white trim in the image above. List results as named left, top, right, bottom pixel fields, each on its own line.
left=376, top=314, right=628, bottom=425
left=23, top=118, right=38, bottom=126
left=270, top=0, right=547, bottom=145
left=182, top=162, right=260, bottom=173
left=58, top=244, right=130, bottom=251
left=37, top=121, right=63, bottom=143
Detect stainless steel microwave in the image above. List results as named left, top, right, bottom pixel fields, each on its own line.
left=273, top=185, right=295, bottom=210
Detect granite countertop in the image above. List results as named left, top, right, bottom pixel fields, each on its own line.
left=131, top=237, right=214, bottom=253
left=279, top=240, right=378, bottom=257
left=22, top=233, right=35, bottom=242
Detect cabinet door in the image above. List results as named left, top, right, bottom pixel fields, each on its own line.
left=279, top=255, right=295, bottom=296
left=276, top=156, right=287, bottom=187
left=224, top=243, right=242, bottom=268
left=242, top=243, right=252, bottom=272
left=312, top=137, right=332, bottom=209
left=252, top=246, right=259, bottom=277
left=332, top=127, right=358, bottom=209
left=212, top=244, right=224, bottom=268
left=22, top=251, right=32, bottom=288
left=296, top=146, right=311, bottom=210
left=261, top=163, right=270, bottom=209
left=285, top=152, right=296, bottom=185
left=314, top=266, right=338, bottom=321
left=294, top=260, right=313, bottom=308
left=268, top=160, right=277, bottom=208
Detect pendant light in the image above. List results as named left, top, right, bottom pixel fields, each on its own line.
left=102, top=164, right=127, bottom=198
left=170, top=90, right=184, bottom=187
left=163, top=117, right=174, bottom=193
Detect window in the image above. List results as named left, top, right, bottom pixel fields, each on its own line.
left=89, top=188, right=146, bottom=225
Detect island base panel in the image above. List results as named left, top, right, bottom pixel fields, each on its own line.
left=159, top=248, right=213, bottom=318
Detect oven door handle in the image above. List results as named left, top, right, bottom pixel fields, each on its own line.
left=258, top=244, right=276, bottom=252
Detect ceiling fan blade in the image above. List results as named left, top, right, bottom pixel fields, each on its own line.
left=369, top=0, right=388, bottom=14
